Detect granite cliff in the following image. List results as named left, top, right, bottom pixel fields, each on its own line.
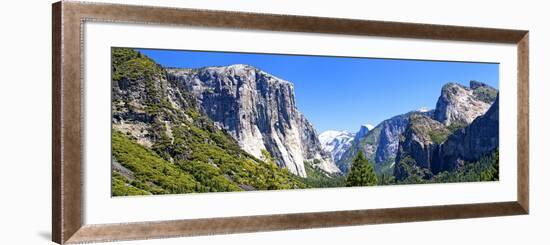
left=394, top=82, right=498, bottom=180
left=111, top=48, right=307, bottom=195
left=165, top=65, right=339, bottom=177
left=434, top=81, right=497, bottom=126
left=337, top=114, right=407, bottom=173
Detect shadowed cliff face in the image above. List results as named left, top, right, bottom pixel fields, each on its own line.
left=336, top=111, right=431, bottom=174
left=373, top=113, right=415, bottom=164
left=394, top=82, right=498, bottom=180
left=436, top=95, right=499, bottom=173
left=166, top=65, right=339, bottom=177
left=393, top=114, right=449, bottom=179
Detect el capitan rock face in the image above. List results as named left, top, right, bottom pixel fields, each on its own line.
left=111, top=49, right=307, bottom=194
left=166, top=65, right=339, bottom=177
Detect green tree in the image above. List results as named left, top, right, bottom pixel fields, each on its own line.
left=346, top=151, right=378, bottom=187
left=377, top=173, right=395, bottom=185
left=481, top=149, right=499, bottom=181
left=396, top=155, right=430, bottom=184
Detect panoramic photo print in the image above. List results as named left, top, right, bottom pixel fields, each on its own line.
left=111, top=47, right=500, bottom=196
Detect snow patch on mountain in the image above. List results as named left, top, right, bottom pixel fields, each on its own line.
left=319, top=130, right=355, bottom=162
left=363, top=124, right=374, bottom=130
left=416, top=107, right=430, bottom=113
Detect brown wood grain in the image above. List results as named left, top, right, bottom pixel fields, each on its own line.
left=66, top=202, right=525, bottom=244
left=52, top=1, right=529, bottom=244
left=517, top=34, right=530, bottom=213
left=51, top=2, right=62, bottom=243
left=53, top=2, right=83, bottom=244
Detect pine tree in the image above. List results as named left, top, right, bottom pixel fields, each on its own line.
left=346, top=151, right=378, bottom=187
left=493, top=149, right=499, bottom=180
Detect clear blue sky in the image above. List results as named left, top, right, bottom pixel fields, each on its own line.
left=137, top=48, right=499, bottom=133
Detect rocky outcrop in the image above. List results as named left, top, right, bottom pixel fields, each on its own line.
left=393, top=113, right=449, bottom=179
left=319, top=130, right=355, bottom=163
left=111, top=49, right=312, bottom=194
left=434, top=82, right=497, bottom=126
left=166, top=64, right=339, bottom=177
left=394, top=95, right=499, bottom=180
left=111, top=52, right=195, bottom=148
left=434, top=96, right=499, bottom=173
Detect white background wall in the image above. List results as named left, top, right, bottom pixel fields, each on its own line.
left=0, top=0, right=547, bottom=244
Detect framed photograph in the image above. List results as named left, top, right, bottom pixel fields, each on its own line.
left=52, top=1, right=529, bottom=244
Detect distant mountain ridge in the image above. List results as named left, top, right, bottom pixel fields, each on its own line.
left=336, top=81, right=497, bottom=176
left=336, top=111, right=427, bottom=173
left=319, top=130, right=355, bottom=163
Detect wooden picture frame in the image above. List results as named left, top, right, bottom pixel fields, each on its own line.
left=52, top=1, right=529, bottom=244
